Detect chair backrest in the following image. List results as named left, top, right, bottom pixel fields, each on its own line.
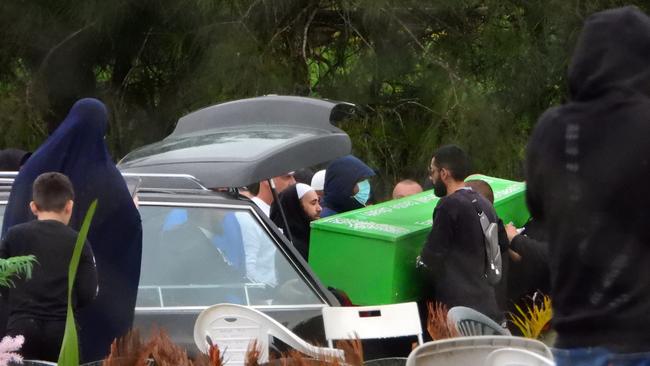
left=447, top=306, right=510, bottom=336
left=405, top=336, right=553, bottom=366
left=194, top=303, right=344, bottom=366
left=484, top=347, right=555, bottom=366
left=321, top=302, right=423, bottom=348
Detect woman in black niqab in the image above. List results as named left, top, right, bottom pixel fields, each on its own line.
left=2, top=98, right=142, bottom=362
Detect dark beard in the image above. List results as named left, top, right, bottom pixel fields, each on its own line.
left=433, top=179, right=447, bottom=197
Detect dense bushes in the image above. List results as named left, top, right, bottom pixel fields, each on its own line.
left=0, top=0, right=644, bottom=198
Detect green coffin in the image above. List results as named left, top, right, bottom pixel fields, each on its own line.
left=308, top=174, right=529, bottom=305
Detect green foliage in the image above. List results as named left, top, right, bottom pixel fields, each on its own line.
left=58, top=199, right=97, bottom=366
left=509, top=294, right=553, bottom=340
left=1, top=0, right=649, bottom=198
left=0, top=254, right=37, bottom=288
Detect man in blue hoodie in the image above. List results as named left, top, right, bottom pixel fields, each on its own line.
left=320, top=155, right=375, bottom=218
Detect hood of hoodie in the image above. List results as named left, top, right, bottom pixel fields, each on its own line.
left=569, top=6, right=650, bottom=101
left=322, top=155, right=375, bottom=214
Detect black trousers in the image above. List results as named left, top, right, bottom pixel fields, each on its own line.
left=7, top=317, right=66, bottom=362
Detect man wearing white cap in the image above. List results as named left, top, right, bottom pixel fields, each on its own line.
left=270, top=183, right=322, bottom=260
left=310, top=169, right=326, bottom=201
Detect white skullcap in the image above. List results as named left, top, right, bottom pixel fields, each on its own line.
left=295, top=183, right=314, bottom=200
left=311, top=170, right=326, bottom=190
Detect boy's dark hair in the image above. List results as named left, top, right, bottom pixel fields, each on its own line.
left=433, top=144, right=472, bottom=181
left=32, top=172, right=75, bottom=212
left=466, top=179, right=494, bottom=204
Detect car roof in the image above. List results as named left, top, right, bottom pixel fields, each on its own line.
left=0, top=172, right=238, bottom=204
left=118, top=95, right=355, bottom=189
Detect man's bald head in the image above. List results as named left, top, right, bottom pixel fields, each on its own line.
left=392, top=179, right=423, bottom=200
left=466, top=179, right=494, bottom=204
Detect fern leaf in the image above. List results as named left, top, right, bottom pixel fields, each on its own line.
left=0, top=255, right=37, bottom=288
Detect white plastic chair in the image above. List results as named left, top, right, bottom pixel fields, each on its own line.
left=193, top=303, right=344, bottom=366
left=484, top=347, right=555, bottom=366
left=447, top=306, right=511, bottom=336
left=321, top=302, right=423, bottom=348
left=405, top=336, right=553, bottom=366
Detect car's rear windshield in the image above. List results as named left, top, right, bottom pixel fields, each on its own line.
left=122, top=129, right=314, bottom=163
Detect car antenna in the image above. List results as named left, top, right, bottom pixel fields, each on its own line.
left=269, top=178, right=293, bottom=243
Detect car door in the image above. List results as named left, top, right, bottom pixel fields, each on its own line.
left=134, top=199, right=331, bottom=353
left=0, top=193, right=332, bottom=354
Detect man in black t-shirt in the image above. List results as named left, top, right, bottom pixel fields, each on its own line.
left=419, top=145, right=501, bottom=321
left=0, top=172, right=97, bottom=361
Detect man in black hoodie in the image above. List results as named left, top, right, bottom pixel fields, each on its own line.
left=526, top=6, right=650, bottom=364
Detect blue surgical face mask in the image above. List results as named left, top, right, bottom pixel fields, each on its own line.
left=354, top=179, right=371, bottom=205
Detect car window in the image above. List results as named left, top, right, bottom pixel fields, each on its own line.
left=137, top=204, right=323, bottom=308
left=0, top=203, right=323, bottom=308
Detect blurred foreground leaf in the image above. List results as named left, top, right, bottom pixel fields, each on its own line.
left=58, top=199, right=98, bottom=366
